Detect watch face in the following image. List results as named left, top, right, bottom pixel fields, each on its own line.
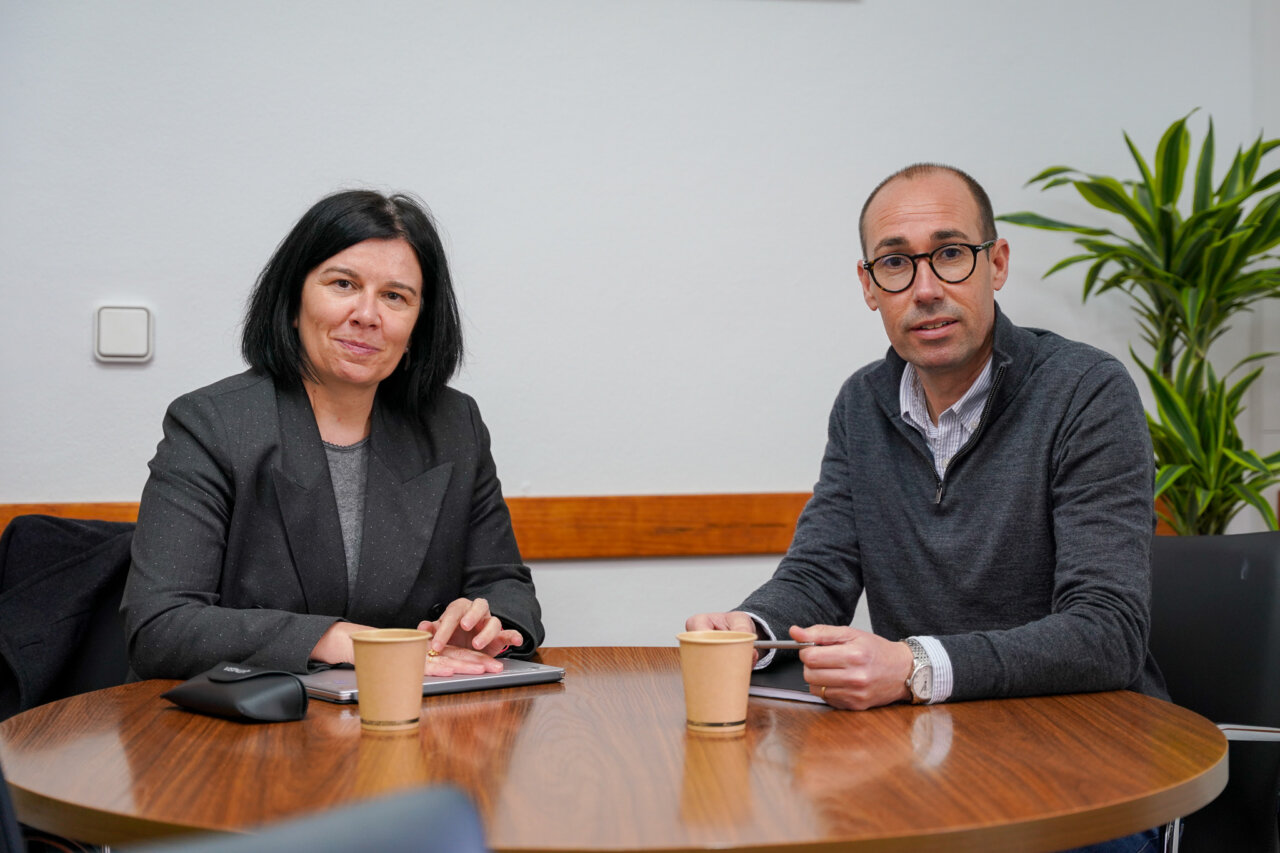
left=911, top=666, right=932, bottom=700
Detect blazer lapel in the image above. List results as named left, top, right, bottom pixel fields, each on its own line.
left=270, top=384, right=349, bottom=617
left=349, top=401, right=452, bottom=623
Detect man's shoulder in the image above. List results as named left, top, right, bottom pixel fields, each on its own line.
left=837, top=352, right=898, bottom=401
left=821, top=359, right=899, bottom=426
left=1004, top=320, right=1128, bottom=383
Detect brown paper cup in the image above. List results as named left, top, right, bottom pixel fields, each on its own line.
left=676, top=630, right=756, bottom=733
left=351, top=628, right=431, bottom=732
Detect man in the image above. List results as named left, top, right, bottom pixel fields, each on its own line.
left=689, top=163, right=1165, bottom=712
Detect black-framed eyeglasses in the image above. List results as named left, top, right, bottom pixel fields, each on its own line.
left=863, top=240, right=996, bottom=293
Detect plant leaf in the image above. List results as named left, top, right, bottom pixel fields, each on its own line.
left=1153, top=464, right=1193, bottom=499
left=1138, top=357, right=1206, bottom=469
left=1154, top=115, right=1190, bottom=206
left=1042, top=253, right=1097, bottom=277
left=1126, top=130, right=1156, bottom=191
left=1219, top=144, right=1246, bottom=198
left=1026, top=166, right=1077, bottom=186
left=1223, top=448, right=1269, bottom=473
left=1192, top=118, right=1216, bottom=213
left=1074, top=179, right=1159, bottom=247
left=1230, top=484, right=1280, bottom=530
left=995, top=211, right=1110, bottom=235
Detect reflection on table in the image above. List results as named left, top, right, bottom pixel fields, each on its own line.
left=0, top=647, right=1227, bottom=852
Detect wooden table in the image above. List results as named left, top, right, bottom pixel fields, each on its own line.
left=0, top=647, right=1226, bottom=852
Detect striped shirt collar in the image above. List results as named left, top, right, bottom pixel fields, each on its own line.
left=900, top=356, right=994, bottom=477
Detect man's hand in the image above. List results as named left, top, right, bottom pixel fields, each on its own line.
left=685, top=611, right=761, bottom=665
left=793, top=624, right=915, bottom=710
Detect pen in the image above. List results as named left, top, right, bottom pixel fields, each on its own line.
left=753, top=640, right=815, bottom=650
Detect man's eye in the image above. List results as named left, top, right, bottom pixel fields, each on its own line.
left=935, top=246, right=965, bottom=262
left=879, top=255, right=910, bottom=271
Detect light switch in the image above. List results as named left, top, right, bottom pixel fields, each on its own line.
left=95, top=306, right=153, bottom=363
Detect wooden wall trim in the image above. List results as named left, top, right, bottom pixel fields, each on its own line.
left=506, top=493, right=809, bottom=559
left=0, top=502, right=143, bottom=529
left=0, top=494, right=811, bottom=561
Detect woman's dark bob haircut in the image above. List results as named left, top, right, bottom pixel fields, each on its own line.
left=242, top=190, right=463, bottom=416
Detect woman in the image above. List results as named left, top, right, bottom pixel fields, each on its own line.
left=122, top=190, right=543, bottom=679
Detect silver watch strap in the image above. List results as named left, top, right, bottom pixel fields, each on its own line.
left=905, top=637, right=931, bottom=703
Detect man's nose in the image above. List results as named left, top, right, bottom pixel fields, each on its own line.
left=913, top=261, right=946, bottom=303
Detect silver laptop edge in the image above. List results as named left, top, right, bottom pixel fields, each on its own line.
left=301, top=659, right=565, bottom=703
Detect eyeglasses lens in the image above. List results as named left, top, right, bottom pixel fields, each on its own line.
left=930, top=244, right=976, bottom=283
left=874, top=255, right=915, bottom=290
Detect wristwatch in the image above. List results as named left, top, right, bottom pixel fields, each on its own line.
left=904, top=637, right=932, bottom=705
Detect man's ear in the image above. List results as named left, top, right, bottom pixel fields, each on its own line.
left=989, top=238, right=1010, bottom=292
left=858, top=261, right=879, bottom=312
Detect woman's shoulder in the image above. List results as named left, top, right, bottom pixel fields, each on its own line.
left=432, top=385, right=477, bottom=413
left=164, top=371, right=277, bottom=426
left=382, top=386, right=490, bottom=451
left=172, top=370, right=274, bottom=405
left=397, top=385, right=481, bottom=427
left=188, top=369, right=273, bottom=397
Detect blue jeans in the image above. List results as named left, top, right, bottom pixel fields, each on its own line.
left=1060, top=826, right=1161, bottom=853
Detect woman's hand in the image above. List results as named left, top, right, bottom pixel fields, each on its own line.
left=311, top=618, right=511, bottom=677
left=420, top=643, right=507, bottom=677
left=419, top=597, right=523, bottom=664
left=310, top=621, right=376, bottom=666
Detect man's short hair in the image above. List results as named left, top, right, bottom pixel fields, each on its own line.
left=858, top=163, right=997, bottom=257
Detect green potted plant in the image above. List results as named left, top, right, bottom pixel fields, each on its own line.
left=999, top=112, right=1280, bottom=534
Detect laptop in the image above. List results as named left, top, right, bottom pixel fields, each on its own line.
left=300, top=659, right=565, bottom=703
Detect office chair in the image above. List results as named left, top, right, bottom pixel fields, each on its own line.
left=0, top=515, right=134, bottom=721
left=120, top=786, right=488, bottom=853
left=1148, top=531, right=1280, bottom=853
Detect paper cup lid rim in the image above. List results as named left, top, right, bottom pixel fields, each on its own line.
left=676, top=630, right=757, bottom=643
left=350, top=628, right=431, bottom=643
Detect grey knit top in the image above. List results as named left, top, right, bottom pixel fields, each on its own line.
left=741, top=308, right=1166, bottom=701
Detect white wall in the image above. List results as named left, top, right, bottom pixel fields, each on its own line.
left=1250, top=0, right=1280, bottom=534
left=2, top=0, right=1276, bottom=645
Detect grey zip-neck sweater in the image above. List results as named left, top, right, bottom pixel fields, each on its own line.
left=742, top=308, right=1166, bottom=701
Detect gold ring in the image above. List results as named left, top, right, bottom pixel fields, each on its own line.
left=427, top=649, right=440, bottom=658
left=820, top=685, right=828, bottom=701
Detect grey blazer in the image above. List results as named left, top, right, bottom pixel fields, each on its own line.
left=122, top=371, right=543, bottom=679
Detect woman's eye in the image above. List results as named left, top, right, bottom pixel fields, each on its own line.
left=333, top=279, right=355, bottom=290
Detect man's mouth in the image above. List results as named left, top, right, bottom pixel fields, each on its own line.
left=914, top=320, right=955, bottom=331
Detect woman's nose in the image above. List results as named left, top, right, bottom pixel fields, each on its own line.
left=350, top=292, right=379, bottom=325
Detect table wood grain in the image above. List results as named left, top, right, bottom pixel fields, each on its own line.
left=0, top=648, right=1226, bottom=852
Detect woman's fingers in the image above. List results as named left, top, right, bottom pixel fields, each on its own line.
left=478, top=627, right=523, bottom=657
left=423, top=643, right=504, bottom=676
left=426, top=598, right=477, bottom=651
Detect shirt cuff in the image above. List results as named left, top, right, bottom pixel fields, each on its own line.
left=742, top=611, right=775, bottom=670
left=911, top=635, right=953, bottom=704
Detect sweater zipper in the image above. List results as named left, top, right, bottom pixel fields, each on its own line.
left=933, top=363, right=1007, bottom=505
